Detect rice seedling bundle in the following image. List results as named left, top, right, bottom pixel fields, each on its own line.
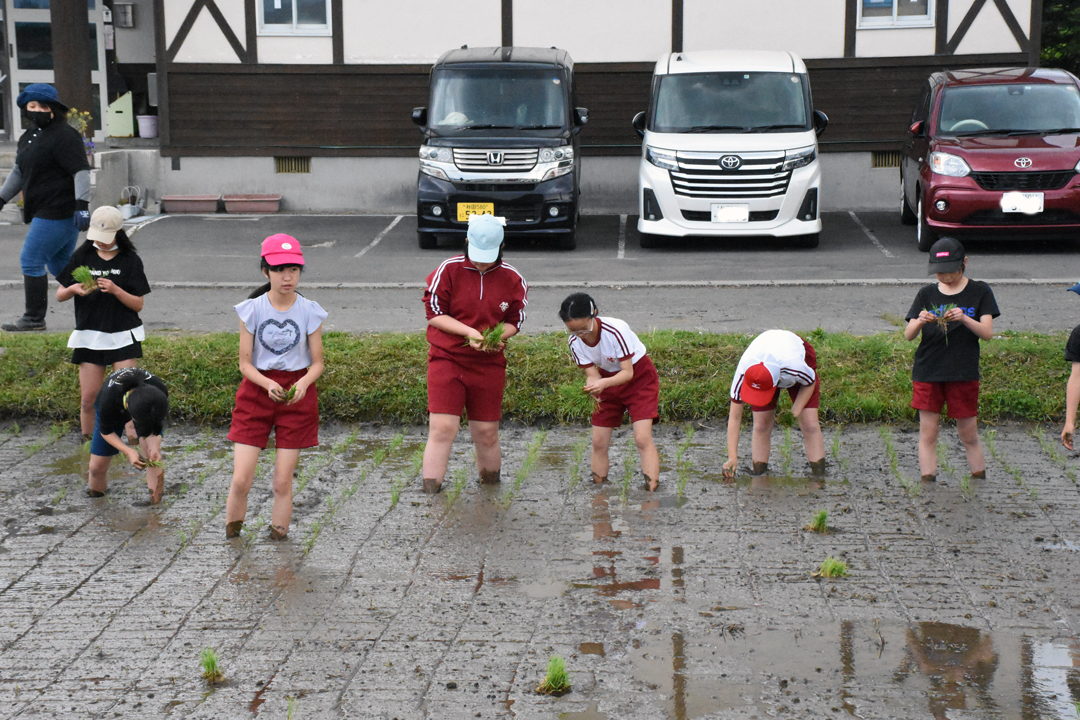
left=71, top=266, right=98, bottom=293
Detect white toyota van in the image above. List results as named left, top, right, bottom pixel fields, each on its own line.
left=633, top=50, right=828, bottom=248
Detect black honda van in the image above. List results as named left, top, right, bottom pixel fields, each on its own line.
left=411, top=46, right=588, bottom=250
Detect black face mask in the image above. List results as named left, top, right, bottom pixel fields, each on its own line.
left=27, top=111, right=53, bottom=128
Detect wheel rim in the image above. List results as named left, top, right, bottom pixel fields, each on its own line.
left=900, top=175, right=906, bottom=215
left=917, top=196, right=923, bottom=244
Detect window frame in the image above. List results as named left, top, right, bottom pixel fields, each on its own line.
left=257, top=0, right=331, bottom=37
left=857, top=0, right=935, bottom=29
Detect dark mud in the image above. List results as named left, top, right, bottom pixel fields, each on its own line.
left=0, top=421, right=1077, bottom=719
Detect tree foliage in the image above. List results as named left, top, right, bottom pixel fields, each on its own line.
left=1042, top=0, right=1080, bottom=75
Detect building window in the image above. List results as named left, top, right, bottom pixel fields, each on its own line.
left=259, top=0, right=331, bottom=36
left=15, top=22, right=99, bottom=71
left=859, top=0, right=933, bottom=27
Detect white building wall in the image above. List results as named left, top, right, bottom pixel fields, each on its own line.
left=513, top=0, right=670, bottom=63
left=683, top=0, right=846, bottom=59
left=171, top=9, right=241, bottom=63
left=258, top=36, right=334, bottom=64
left=856, top=27, right=936, bottom=57
left=343, top=0, right=501, bottom=64
left=953, top=3, right=1023, bottom=55
left=163, top=0, right=196, bottom=48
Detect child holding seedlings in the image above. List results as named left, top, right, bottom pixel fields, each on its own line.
left=225, top=234, right=326, bottom=540
left=56, top=206, right=151, bottom=439
left=420, top=214, right=528, bottom=494
left=1060, top=281, right=1080, bottom=449
left=559, top=293, right=661, bottom=491
left=86, top=367, right=168, bottom=504
left=722, top=329, right=826, bottom=478
left=904, top=237, right=998, bottom=482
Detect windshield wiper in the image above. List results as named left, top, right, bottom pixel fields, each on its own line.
left=458, top=124, right=515, bottom=130
left=516, top=124, right=562, bottom=130
left=954, top=128, right=1026, bottom=137
left=684, top=125, right=748, bottom=133
left=745, top=124, right=807, bottom=133
left=1027, top=127, right=1080, bottom=135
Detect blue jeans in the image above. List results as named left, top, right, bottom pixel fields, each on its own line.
left=21, top=216, right=78, bottom=277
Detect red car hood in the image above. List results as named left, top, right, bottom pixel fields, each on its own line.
left=934, top=133, right=1080, bottom=172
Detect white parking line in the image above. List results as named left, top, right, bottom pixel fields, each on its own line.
left=617, top=214, right=627, bottom=259
left=849, top=211, right=895, bottom=258
left=355, top=215, right=404, bottom=259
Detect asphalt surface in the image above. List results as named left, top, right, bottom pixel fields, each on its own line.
left=0, top=211, right=1078, bottom=334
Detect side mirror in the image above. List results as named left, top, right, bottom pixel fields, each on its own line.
left=411, top=107, right=428, bottom=128
left=632, top=111, right=646, bottom=138
left=909, top=120, right=924, bottom=137
left=574, top=107, right=589, bottom=126
left=812, top=110, right=829, bottom=136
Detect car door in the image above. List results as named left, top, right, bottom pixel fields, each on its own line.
left=903, top=80, right=933, bottom=209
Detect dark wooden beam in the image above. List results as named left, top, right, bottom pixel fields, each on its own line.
left=991, top=0, right=1028, bottom=52
left=51, top=0, right=95, bottom=122
left=935, top=0, right=949, bottom=54
left=154, top=0, right=170, bottom=145
left=671, top=0, right=683, bottom=53
left=946, top=0, right=987, bottom=54
left=501, top=0, right=512, bottom=46
left=166, top=0, right=206, bottom=62
left=245, top=0, right=258, bottom=63
left=844, top=0, right=857, bottom=57
left=1029, top=0, right=1043, bottom=66
left=332, top=0, right=344, bottom=64
left=203, top=0, right=249, bottom=62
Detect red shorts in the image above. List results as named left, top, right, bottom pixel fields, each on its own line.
left=427, top=356, right=505, bottom=422
left=747, top=339, right=820, bottom=413
left=227, top=369, right=319, bottom=449
left=911, top=380, right=979, bottom=419
left=592, top=355, right=660, bottom=428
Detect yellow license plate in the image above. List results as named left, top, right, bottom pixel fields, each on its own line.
left=457, top=202, right=495, bottom=221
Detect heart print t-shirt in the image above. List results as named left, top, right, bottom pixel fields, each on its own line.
left=234, top=293, right=328, bottom=371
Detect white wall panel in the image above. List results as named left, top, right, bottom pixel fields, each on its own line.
left=1005, top=0, right=1032, bottom=36
left=513, top=0, right=670, bottom=63
left=947, top=0, right=976, bottom=40
left=164, top=0, right=198, bottom=47
left=258, top=36, right=334, bottom=64
left=856, top=27, right=935, bottom=57
left=343, top=0, right=501, bottom=63
left=684, top=0, right=846, bottom=59
left=172, top=9, right=241, bottom=62
left=953, top=3, right=1022, bottom=55
left=214, top=0, right=246, bottom=46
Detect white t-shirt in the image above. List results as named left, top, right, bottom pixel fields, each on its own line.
left=568, top=316, right=647, bottom=373
left=235, top=293, right=328, bottom=372
left=730, top=329, right=815, bottom=401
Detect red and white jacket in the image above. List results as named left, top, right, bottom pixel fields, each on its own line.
left=568, top=317, right=647, bottom=375
left=424, top=256, right=528, bottom=364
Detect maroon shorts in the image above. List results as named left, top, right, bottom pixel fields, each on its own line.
left=911, top=380, right=979, bottom=419
left=592, top=355, right=660, bottom=428
left=748, top=339, right=820, bottom=413
left=227, top=369, right=319, bottom=449
left=427, top=356, right=505, bottom=422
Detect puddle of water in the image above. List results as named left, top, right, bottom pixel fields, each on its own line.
left=558, top=702, right=607, bottom=719
left=579, top=642, right=605, bottom=656
left=47, top=451, right=88, bottom=478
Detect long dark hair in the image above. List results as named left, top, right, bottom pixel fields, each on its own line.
left=558, top=292, right=597, bottom=322
left=248, top=257, right=305, bottom=299
left=71, top=228, right=136, bottom=264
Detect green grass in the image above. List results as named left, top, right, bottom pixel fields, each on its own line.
left=806, top=509, right=829, bottom=533
left=199, top=647, right=223, bottom=683
left=536, top=655, right=571, bottom=695
left=818, top=556, right=849, bottom=578
left=0, top=329, right=1076, bottom=424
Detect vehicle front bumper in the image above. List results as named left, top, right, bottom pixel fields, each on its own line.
left=417, top=172, right=576, bottom=237
left=924, top=174, right=1080, bottom=235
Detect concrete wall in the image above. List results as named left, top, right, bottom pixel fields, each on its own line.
left=93, top=149, right=896, bottom=215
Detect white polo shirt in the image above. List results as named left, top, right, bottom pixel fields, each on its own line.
left=730, top=329, right=815, bottom=401
left=568, top=317, right=647, bottom=373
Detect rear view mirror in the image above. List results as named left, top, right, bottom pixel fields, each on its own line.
left=909, top=120, right=924, bottom=137
left=813, top=110, right=829, bottom=136
left=574, top=107, right=589, bottom=126
left=632, top=111, right=646, bottom=138
left=411, top=107, right=428, bottom=128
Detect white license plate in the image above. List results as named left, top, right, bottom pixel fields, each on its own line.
left=711, top=204, right=750, bottom=223
left=1000, top=192, right=1043, bottom=214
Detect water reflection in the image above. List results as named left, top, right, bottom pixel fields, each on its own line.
left=896, top=622, right=998, bottom=720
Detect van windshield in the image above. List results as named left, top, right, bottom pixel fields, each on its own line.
left=651, top=72, right=810, bottom=133
left=937, top=83, right=1080, bottom=135
left=429, top=68, right=568, bottom=132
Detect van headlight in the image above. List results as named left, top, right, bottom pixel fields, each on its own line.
left=783, top=146, right=816, bottom=171
left=419, top=145, right=452, bottom=162
left=542, top=164, right=574, bottom=182
left=419, top=161, right=449, bottom=181
left=646, top=146, right=679, bottom=171
left=540, top=146, right=574, bottom=162
left=930, top=152, right=971, bottom=178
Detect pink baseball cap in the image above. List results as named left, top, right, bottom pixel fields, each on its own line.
left=740, top=362, right=777, bottom=407
left=261, top=234, right=304, bottom=266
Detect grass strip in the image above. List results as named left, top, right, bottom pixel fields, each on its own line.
left=0, top=328, right=1074, bottom=424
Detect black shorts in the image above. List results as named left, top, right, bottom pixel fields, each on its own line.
left=70, top=341, right=143, bottom=366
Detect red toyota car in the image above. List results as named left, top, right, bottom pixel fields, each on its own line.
left=901, top=67, right=1080, bottom=250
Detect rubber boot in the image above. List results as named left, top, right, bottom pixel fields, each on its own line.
left=2, top=275, right=48, bottom=331
left=479, top=469, right=501, bottom=485
left=225, top=520, right=244, bottom=538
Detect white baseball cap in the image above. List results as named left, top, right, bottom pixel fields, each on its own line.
left=87, top=206, right=124, bottom=243
left=466, top=215, right=505, bottom=263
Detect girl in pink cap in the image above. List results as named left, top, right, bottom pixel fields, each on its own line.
left=224, top=234, right=327, bottom=541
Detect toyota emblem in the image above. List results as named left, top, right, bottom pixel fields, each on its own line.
left=1014, top=157, right=1033, bottom=169
left=719, top=155, right=742, bottom=170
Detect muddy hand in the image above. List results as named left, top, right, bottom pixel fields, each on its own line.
left=722, top=459, right=736, bottom=479
left=1063, top=429, right=1074, bottom=451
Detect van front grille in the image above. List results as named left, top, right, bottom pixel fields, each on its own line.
left=672, top=150, right=791, bottom=198
left=454, top=148, right=538, bottom=171
left=970, top=171, right=1075, bottom=191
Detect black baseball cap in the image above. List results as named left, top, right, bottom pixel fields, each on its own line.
left=927, top=237, right=965, bottom=275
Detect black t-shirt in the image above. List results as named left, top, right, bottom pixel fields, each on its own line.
left=15, top=120, right=91, bottom=221
left=1065, top=325, right=1080, bottom=363
left=58, top=247, right=151, bottom=334
left=906, top=279, right=1000, bottom=382
left=96, top=368, right=168, bottom=433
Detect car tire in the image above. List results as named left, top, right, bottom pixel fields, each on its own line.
left=418, top=232, right=437, bottom=250
left=900, top=172, right=917, bottom=226
left=796, top=233, right=820, bottom=249
left=556, top=231, right=577, bottom=250
left=916, top=195, right=937, bottom=252
left=639, top=232, right=661, bottom=249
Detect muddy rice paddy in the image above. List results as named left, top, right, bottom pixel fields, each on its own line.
left=0, top=421, right=1077, bottom=719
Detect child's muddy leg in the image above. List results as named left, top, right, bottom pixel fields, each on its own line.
left=87, top=454, right=110, bottom=496
left=751, top=410, right=775, bottom=467
left=918, top=410, right=940, bottom=478
left=226, top=443, right=261, bottom=529
left=591, top=425, right=613, bottom=481
left=956, top=416, right=985, bottom=476
left=270, top=447, right=300, bottom=538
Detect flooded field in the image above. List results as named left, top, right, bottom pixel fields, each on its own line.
left=0, top=421, right=1077, bottom=719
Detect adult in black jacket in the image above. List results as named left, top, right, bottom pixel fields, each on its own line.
left=0, top=83, right=91, bottom=332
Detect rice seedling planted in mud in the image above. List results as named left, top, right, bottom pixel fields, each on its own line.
left=829, top=428, right=850, bottom=476
left=502, top=430, right=547, bottom=504
left=806, top=509, right=829, bottom=533
left=1033, top=427, right=1078, bottom=485
left=675, top=424, right=695, bottom=499
left=567, top=435, right=589, bottom=492
left=200, top=647, right=223, bottom=683
left=70, top=266, right=99, bottom=293
left=779, top=426, right=794, bottom=476
left=878, top=427, right=918, bottom=497
left=936, top=439, right=956, bottom=479
left=984, top=430, right=1036, bottom=497
left=287, top=696, right=298, bottom=720
left=536, top=655, right=571, bottom=695
left=818, top=556, right=849, bottom=578
left=620, top=435, right=635, bottom=503
left=444, top=466, right=468, bottom=505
